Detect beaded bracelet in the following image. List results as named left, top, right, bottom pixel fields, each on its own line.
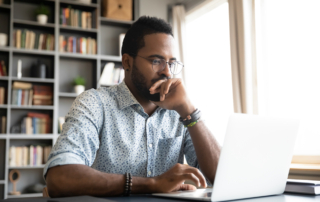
left=179, top=108, right=202, bottom=127
left=124, top=172, right=132, bottom=196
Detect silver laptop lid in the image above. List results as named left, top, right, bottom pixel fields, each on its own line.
left=211, top=113, right=300, bottom=201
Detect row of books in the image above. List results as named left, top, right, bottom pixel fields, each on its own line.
left=14, top=29, right=55, bottom=51
left=9, top=145, right=52, bottom=166
left=0, top=87, right=6, bottom=104
left=0, top=60, right=8, bottom=76
left=99, top=62, right=125, bottom=86
left=60, top=7, right=94, bottom=29
left=11, top=82, right=53, bottom=106
left=59, top=35, right=97, bottom=54
left=0, top=116, right=6, bottom=134
left=21, top=112, right=51, bottom=134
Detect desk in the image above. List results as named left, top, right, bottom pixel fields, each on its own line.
left=3, top=194, right=320, bottom=202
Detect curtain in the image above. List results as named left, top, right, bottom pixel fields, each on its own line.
left=228, top=0, right=258, bottom=114
left=172, top=5, right=187, bottom=84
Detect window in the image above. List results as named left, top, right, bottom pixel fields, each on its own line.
left=255, top=0, right=320, bottom=155
left=185, top=2, right=233, bottom=145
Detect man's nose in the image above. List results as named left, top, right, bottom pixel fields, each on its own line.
left=158, top=62, right=172, bottom=78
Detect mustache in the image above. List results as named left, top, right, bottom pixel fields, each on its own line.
left=151, top=75, right=171, bottom=84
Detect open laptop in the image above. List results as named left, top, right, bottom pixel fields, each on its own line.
left=153, top=113, right=300, bottom=201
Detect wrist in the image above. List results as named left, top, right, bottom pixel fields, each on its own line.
left=131, top=176, right=157, bottom=194
left=176, top=102, right=196, bottom=118
left=149, top=177, right=158, bottom=193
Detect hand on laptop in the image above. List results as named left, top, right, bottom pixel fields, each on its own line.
left=152, top=163, right=207, bottom=193
left=149, top=78, right=195, bottom=118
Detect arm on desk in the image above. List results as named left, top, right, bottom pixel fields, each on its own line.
left=46, top=164, right=152, bottom=197
left=46, top=163, right=207, bottom=197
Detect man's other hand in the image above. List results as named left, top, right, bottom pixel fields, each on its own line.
left=151, top=163, right=207, bottom=193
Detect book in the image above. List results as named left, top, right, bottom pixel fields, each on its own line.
left=9, top=145, right=52, bottom=166
left=27, top=112, right=51, bottom=133
left=1, top=116, right=6, bottom=133
left=1, top=60, right=7, bottom=76
left=0, top=87, right=5, bottom=104
left=13, top=81, right=32, bottom=90
left=285, top=179, right=320, bottom=195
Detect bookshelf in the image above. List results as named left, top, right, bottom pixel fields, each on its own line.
left=0, top=0, right=135, bottom=199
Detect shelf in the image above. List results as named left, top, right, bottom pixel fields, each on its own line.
left=0, top=4, right=10, bottom=9
left=59, top=52, right=97, bottom=59
left=0, top=76, right=9, bottom=80
left=0, top=136, right=7, bottom=139
left=9, top=134, right=54, bottom=139
left=60, top=0, right=98, bottom=8
left=11, top=77, right=55, bottom=83
left=10, top=105, right=54, bottom=110
left=9, top=165, right=45, bottom=169
left=13, top=19, right=55, bottom=28
left=60, top=25, right=98, bottom=33
left=12, top=48, right=55, bottom=56
left=59, top=92, right=78, bottom=98
left=0, top=46, right=10, bottom=51
left=7, top=193, right=42, bottom=198
left=0, top=180, right=5, bottom=184
left=100, top=55, right=122, bottom=62
left=100, top=17, right=133, bottom=27
left=100, top=84, right=117, bottom=87
left=0, top=104, right=8, bottom=108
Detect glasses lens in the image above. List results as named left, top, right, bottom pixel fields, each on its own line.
left=170, top=62, right=183, bottom=75
left=152, top=59, right=183, bottom=75
left=152, top=59, right=164, bottom=72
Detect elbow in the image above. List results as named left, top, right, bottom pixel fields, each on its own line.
left=46, top=167, right=66, bottom=198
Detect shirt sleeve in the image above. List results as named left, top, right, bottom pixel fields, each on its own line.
left=43, top=89, right=104, bottom=180
left=183, top=129, right=213, bottom=186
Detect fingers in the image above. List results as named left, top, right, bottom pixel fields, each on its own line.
left=180, top=173, right=201, bottom=187
left=160, top=80, right=173, bottom=101
left=179, top=184, right=197, bottom=191
left=184, top=167, right=207, bottom=188
left=149, top=79, right=166, bottom=92
left=150, top=79, right=174, bottom=101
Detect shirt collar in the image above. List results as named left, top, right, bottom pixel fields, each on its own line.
left=116, top=81, right=166, bottom=113
left=116, top=81, right=140, bottom=110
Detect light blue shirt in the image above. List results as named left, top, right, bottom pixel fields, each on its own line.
left=43, top=81, right=204, bottom=181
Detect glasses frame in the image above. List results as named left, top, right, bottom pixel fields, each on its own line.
left=131, top=54, right=184, bottom=75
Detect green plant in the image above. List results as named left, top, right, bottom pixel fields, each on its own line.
left=73, top=76, right=86, bottom=86
left=35, top=4, right=50, bottom=16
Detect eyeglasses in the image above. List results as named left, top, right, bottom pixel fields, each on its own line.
left=133, top=54, right=184, bottom=75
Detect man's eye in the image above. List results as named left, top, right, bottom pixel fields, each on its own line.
left=153, top=60, right=161, bottom=65
left=169, top=62, right=176, bottom=67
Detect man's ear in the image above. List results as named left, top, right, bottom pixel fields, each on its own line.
left=122, top=53, right=132, bottom=72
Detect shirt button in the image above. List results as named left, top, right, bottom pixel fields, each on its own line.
left=149, top=144, right=152, bottom=148
left=148, top=171, right=151, bottom=176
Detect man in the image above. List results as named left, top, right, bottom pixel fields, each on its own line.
left=45, top=16, right=221, bottom=197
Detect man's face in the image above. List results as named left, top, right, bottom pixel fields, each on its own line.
left=131, top=33, right=176, bottom=101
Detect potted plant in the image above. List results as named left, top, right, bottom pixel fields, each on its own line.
left=73, top=76, right=86, bottom=95
left=35, top=4, right=50, bottom=24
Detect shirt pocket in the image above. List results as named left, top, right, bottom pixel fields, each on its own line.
left=156, top=135, right=184, bottom=173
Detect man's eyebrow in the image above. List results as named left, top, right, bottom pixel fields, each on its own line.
left=147, top=54, right=176, bottom=60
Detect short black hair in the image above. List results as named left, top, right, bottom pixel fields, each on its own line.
left=121, top=16, right=173, bottom=57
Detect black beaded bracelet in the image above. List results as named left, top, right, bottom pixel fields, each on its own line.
left=124, top=172, right=132, bottom=196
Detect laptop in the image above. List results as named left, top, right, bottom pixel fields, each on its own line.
left=153, top=113, right=300, bottom=201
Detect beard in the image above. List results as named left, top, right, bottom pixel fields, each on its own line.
left=131, top=62, right=169, bottom=102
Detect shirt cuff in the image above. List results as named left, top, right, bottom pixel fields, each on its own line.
left=43, top=152, right=86, bottom=181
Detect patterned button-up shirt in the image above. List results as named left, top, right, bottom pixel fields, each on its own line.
left=43, top=81, right=202, bottom=180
